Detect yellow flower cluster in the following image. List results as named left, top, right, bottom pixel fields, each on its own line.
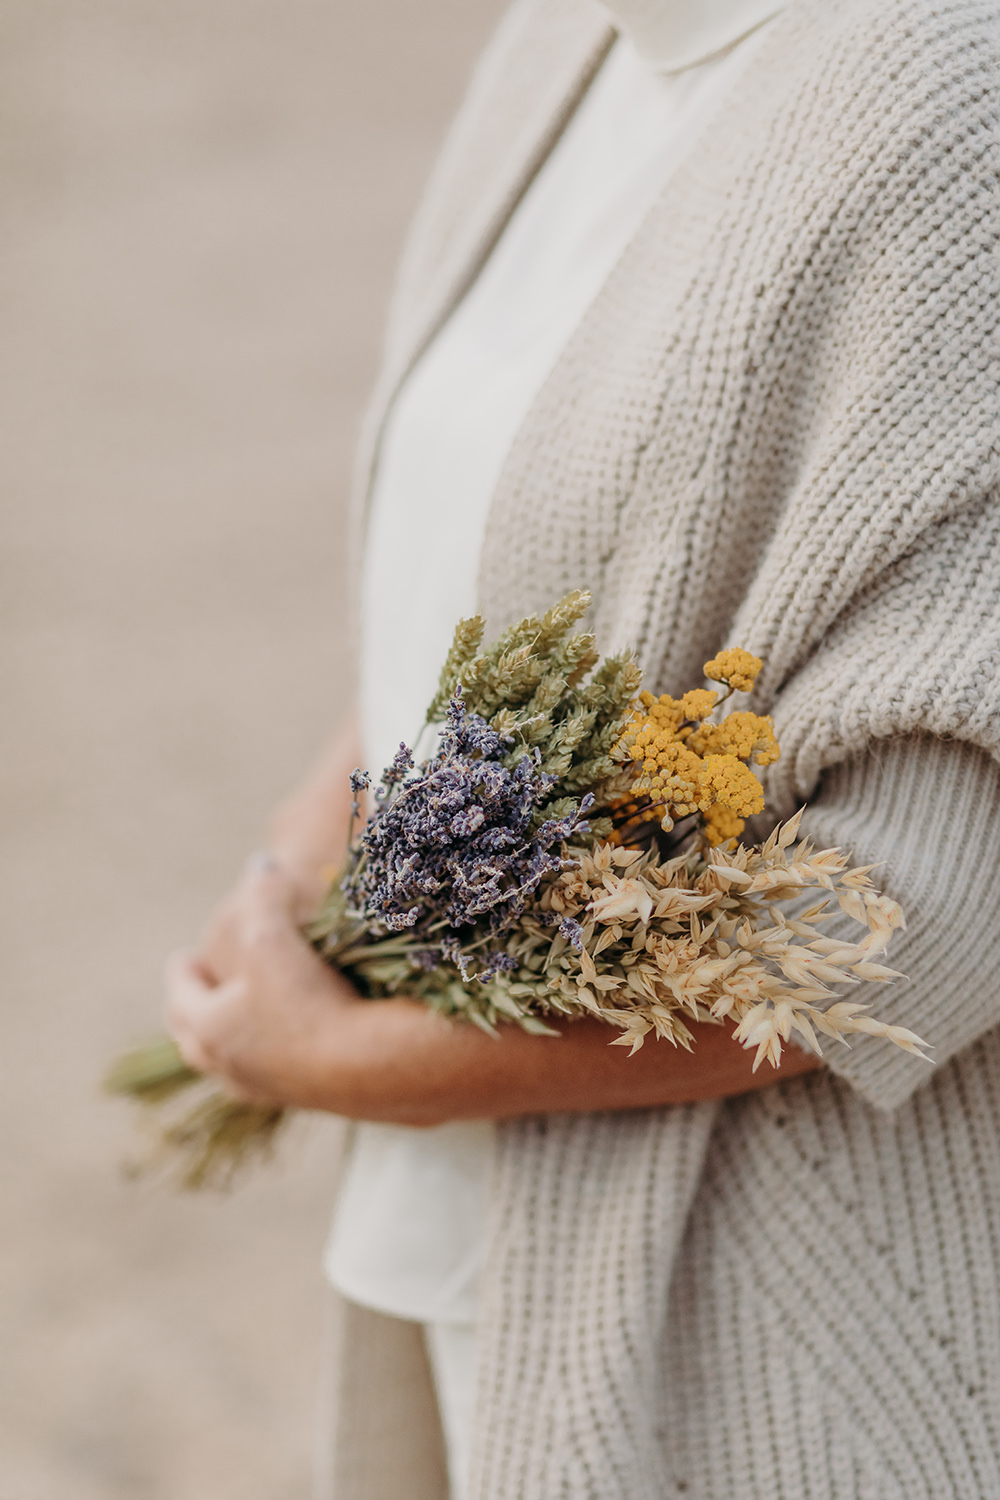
left=698, top=753, right=766, bottom=817
left=702, top=802, right=745, bottom=846
left=687, top=710, right=779, bottom=767
left=677, top=688, right=719, bottom=721
left=703, top=648, right=763, bottom=694
left=612, top=653, right=779, bottom=846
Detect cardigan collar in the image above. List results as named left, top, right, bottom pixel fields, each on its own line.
left=596, top=0, right=786, bottom=72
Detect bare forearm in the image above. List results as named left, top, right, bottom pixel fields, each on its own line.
left=248, top=724, right=821, bottom=1124
left=297, top=995, right=823, bottom=1125
left=266, top=712, right=361, bottom=906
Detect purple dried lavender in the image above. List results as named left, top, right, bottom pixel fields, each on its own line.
left=558, top=917, right=585, bottom=951
left=353, top=694, right=589, bottom=941
left=439, top=934, right=476, bottom=981
left=348, top=768, right=371, bottom=830
left=377, top=743, right=414, bottom=801
left=476, top=950, right=519, bottom=984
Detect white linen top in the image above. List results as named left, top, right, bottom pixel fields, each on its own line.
left=325, top=0, right=785, bottom=1325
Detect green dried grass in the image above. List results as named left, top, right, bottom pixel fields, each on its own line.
left=104, top=1037, right=287, bottom=1191
left=105, top=590, right=643, bottom=1190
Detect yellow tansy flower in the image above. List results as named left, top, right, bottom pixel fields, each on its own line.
left=613, top=667, right=777, bottom=843
left=696, top=754, right=766, bottom=817
left=688, top=711, right=779, bottom=767
left=702, top=802, right=745, bottom=847
left=703, top=648, right=763, bottom=694
left=678, top=688, right=719, bottom=721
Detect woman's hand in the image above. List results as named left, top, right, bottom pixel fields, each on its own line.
left=167, top=858, right=367, bottom=1108
left=166, top=859, right=823, bottom=1124
left=172, top=712, right=365, bottom=1080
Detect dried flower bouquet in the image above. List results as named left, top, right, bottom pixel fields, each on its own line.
left=106, top=591, right=925, bottom=1187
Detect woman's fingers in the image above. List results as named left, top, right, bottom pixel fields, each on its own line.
left=236, top=854, right=300, bottom=934
left=166, top=855, right=362, bottom=1107
left=196, top=854, right=298, bottom=984
left=235, top=857, right=339, bottom=995
left=165, top=949, right=247, bottom=1071
left=166, top=949, right=218, bottom=1071
left=196, top=889, right=246, bottom=985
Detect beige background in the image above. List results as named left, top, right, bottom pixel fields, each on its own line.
left=0, top=1, right=504, bottom=1494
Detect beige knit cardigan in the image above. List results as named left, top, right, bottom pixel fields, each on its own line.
left=319, top=2, right=1000, bottom=1496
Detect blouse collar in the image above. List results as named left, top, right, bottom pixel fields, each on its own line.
left=596, top=0, right=787, bottom=73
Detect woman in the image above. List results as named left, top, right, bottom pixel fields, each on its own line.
left=168, top=0, right=1000, bottom=1496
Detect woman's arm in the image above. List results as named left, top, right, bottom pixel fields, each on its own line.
left=168, top=856, right=822, bottom=1127
left=193, top=715, right=361, bottom=986
left=263, top=713, right=363, bottom=911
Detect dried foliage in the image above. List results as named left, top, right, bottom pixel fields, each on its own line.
left=107, top=592, right=923, bottom=1187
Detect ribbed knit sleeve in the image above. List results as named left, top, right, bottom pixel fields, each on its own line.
left=797, top=734, right=1000, bottom=1111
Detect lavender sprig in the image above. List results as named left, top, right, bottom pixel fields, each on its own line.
left=351, top=694, right=591, bottom=945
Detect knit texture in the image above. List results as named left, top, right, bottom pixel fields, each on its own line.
left=473, top=742, right=1000, bottom=1500
left=800, top=738, right=1000, bottom=1109
left=475, top=1105, right=717, bottom=1498
left=329, top=1, right=1000, bottom=1495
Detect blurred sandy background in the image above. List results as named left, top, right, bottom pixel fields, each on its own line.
left=0, top=1, right=503, bottom=1494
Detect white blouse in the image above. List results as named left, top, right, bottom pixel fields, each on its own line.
left=325, top=0, right=784, bottom=1327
